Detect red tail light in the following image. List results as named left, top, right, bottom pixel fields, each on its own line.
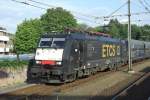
left=41, top=60, right=56, bottom=65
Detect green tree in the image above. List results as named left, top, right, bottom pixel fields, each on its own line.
left=141, top=25, right=150, bottom=41
left=119, top=24, right=128, bottom=39
left=131, top=24, right=141, bottom=40
left=93, top=26, right=103, bottom=32
left=41, top=7, right=77, bottom=33
left=76, top=23, right=89, bottom=31
left=107, top=19, right=120, bottom=38
left=107, top=19, right=127, bottom=39
left=14, top=19, right=43, bottom=60
left=108, top=20, right=118, bottom=38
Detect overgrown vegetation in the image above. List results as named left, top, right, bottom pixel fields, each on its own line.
left=14, top=18, right=43, bottom=54
left=0, top=60, right=28, bottom=69
left=79, top=19, right=150, bottom=41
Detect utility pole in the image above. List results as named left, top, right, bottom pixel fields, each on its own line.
left=128, top=0, right=134, bottom=73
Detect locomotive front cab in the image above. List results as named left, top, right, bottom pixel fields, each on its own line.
left=34, top=35, right=67, bottom=83
left=35, top=37, right=65, bottom=65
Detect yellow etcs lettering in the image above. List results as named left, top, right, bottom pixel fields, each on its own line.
left=102, top=44, right=118, bottom=58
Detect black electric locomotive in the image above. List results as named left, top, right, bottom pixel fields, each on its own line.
left=27, top=32, right=128, bottom=83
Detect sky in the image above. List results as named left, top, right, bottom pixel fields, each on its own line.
left=0, top=0, right=150, bottom=34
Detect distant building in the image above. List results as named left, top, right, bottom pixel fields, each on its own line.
left=0, top=27, right=14, bottom=54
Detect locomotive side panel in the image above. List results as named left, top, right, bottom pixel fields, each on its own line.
left=84, top=38, right=123, bottom=73
left=144, top=42, right=150, bottom=58
left=100, top=40, right=122, bottom=70
left=63, top=40, right=81, bottom=81
left=131, top=40, right=145, bottom=61
left=120, top=40, right=128, bottom=64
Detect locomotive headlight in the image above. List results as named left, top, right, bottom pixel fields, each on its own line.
left=36, top=61, right=41, bottom=64
left=56, top=61, right=62, bottom=65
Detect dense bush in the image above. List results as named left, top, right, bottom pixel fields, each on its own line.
left=0, top=60, right=28, bottom=69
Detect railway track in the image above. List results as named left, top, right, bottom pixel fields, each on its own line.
left=0, top=59, right=149, bottom=100
left=112, top=72, right=150, bottom=100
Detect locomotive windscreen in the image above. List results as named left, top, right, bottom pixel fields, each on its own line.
left=39, top=38, right=52, bottom=47
left=39, top=38, right=65, bottom=48
left=35, top=37, right=65, bottom=62
left=52, top=38, right=65, bottom=48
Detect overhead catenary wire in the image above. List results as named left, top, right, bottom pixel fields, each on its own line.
left=130, top=0, right=145, bottom=10
left=132, top=19, right=150, bottom=22
left=11, top=0, right=46, bottom=10
left=29, top=0, right=129, bottom=21
left=107, top=1, right=128, bottom=17
left=102, top=1, right=128, bottom=24
left=96, top=11, right=150, bottom=19
left=143, top=0, right=150, bottom=8
left=28, top=0, right=99, bottom=19
left=120, top=19, right=150, bottom=24
left=11, top=0, right=150, bottom=24
left=10, top=0, right=121, bottom=25
left=28, top=0, right=56, bottom=8
left=28, top=0, right=129, bottom=20
left=11, top=0, right=101, bottom=25
left=11, top=0, right=150, bottom=19
left=138, top=0, right=150, bottom=12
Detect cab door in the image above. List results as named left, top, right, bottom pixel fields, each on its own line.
left=69, top=40, right=80, bottom=70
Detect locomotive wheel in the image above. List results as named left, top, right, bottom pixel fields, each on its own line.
left=109, top=65, right=114, bottom=71
left=92, top=68, right=97, bottom=75
left=26, top=72, right=33, bottom=83
left=69, top=73, right=77, bottom=82
left=77, top=70, right=84, bottom=78
left=114, top=64, right=118, bottom=71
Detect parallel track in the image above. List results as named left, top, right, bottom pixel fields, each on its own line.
left=112, top=72, right=150, bottom=100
